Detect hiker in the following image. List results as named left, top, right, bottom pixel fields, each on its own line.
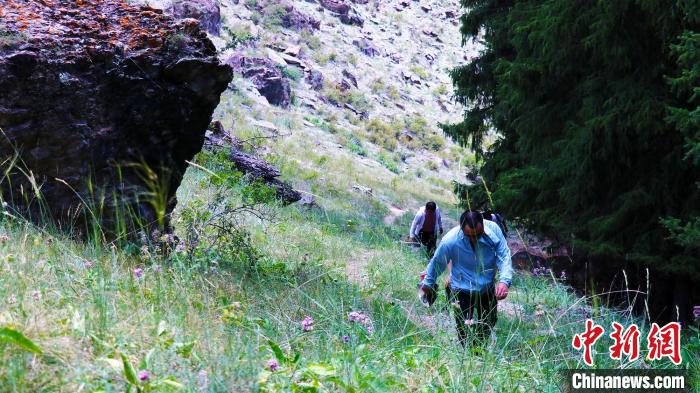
left=409, top=201, right=444, bottom=258
left=420, top=211, right=512, bottom=348
left=483, top=209, right=508, bottom=236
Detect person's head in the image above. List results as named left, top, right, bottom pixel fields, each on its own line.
left=425, top=201, right=437, bottom=212
left=460, top=210, right=484, bottom=242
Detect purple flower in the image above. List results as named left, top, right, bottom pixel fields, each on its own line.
left=84, top=260, right=94, bottom=269
left=560, top=270, right=567, bottom=280
left=342, top=335, right=350, bottom=343
left=348, top=311, right=370, bottom=325
left=301, top=316, right=314, bottom=332
left=138, top=370, right=149, bottom=382
left=693, top=305, right=700, bottom=321
left=267, top=358, right=279, bottom=371
left=133, top=267, right=144, bottom=279
left=366, top=325, right=374, bottom=334
left=209, top=266, right=219, bottom=275
left=152, top=265, right=162, bottom=273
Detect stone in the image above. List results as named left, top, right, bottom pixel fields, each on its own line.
left=167, top=0, right=221, bottom=35
left=319, top=0, right=351, bottom=14
left=305, top=70, right=324, bottom=91
left=266, top=48, right=288, bottom=67
left=342, top=69, right=359, bottom=88
left=445, top=10, right=457, bottom=18
left=420, top=4, right=431, bottom=12
left=280, top=5, right=321, bottom=31
left=298, top=194, right=317, bottom=207
left=227, top=54, right=291, bottom=108
left=319, top=0, right=363, bottom=27
left=352, top=184, right=373, bottom=195
left=352, top=38, right=380, bottom=57
left=340, top=11, right=364, bottom=27
left=251, top=119, right=280, bottom=133
left=284, top=45, right=302, bottom=57
left=0, top=0, right=231, bottom=235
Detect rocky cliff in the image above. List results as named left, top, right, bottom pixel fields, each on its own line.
left=0, top=0, right=232, bottom=235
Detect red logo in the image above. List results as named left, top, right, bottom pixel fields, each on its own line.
left=647, top=322, right=682, bottom=365
left=573, top=321, right=682, bottom=366
left=572, top=319, right=605, bottom=366
left=609, top=322, right=640, bottom=361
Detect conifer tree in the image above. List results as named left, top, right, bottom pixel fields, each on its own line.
left=445, top=0, right=700, bottom=322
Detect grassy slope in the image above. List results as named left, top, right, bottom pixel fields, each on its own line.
left=0, top=150, right=697, bottom=392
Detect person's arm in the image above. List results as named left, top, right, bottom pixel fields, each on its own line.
left=409, top=210, right=421, bottom=240
left=423, top=241, right=449, bottom=288
left=494, top=226, right=513, bottom=299
left=437, top=208, right=443, bottom=234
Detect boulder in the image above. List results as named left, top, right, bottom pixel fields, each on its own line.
left=340, top=11, right=364, bottom=27
left=342, top=69, right=359, bottom=88
left=320, top=0, right=351, bottom=14
left=227, top=54, right=291, bottom=107
left=167, top=0, right=221, bottom=35
left=305, top=70, right=324, bottom=91
left=280, top=5, right=321, bottom=31
left=0, top=0, right=232, bottom=234
left=352, top=38, right=380, bottom=57
left=320, top=0, right=363, bottom=27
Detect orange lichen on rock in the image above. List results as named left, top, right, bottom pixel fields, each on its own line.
left=1, top=0, right=213, bottom=60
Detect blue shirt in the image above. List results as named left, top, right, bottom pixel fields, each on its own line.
left=424, top=220, right=512, bottom=291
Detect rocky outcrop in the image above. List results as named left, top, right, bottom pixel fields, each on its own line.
left=320, top=0, right=364, bottom=27
left=305, top=70, right=324, bottom=91
left=0, top=0, right=232, bottom=234
left=167, top=0, right=221, bottom=35
left=227, top=54, right=291, bottom=107
left=353, top=38, right=380, bottom=57
left=280, top=5, right=321, bottom=31
left=206, top=122, right=301, bottom=204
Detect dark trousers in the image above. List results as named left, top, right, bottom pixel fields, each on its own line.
left=449, top=286, right=498, bottom=347
left=418, top=230, right=436, bottom=258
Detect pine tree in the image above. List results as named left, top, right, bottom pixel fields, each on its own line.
left=445, top=0, right=700, bottom=322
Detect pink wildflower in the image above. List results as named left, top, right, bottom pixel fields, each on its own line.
left=301, top=316, right=314, bottom=332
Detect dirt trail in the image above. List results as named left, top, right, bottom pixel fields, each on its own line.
left=345, top=250, right=379, bottom=287
left=382, top=205, right=407, bottom=226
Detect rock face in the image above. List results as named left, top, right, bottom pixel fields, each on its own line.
left=280, top=5, right=321, bottom=31
left=167, top=0, right=221, bottom=35
left=227, top=54, right=291, bottom=108
left=319, top=0, right=364, bottom=26
left=352, top=38, right=380, bottom=57
left=0, top=0, right=232, bottom=234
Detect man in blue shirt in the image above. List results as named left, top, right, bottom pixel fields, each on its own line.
left=421, top=211, right=512, bottom=347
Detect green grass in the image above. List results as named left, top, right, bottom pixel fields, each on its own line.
left=0, top=146, right=697, bottom=391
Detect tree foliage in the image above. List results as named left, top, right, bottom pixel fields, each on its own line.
left=444, top=0, right=700, bottom=319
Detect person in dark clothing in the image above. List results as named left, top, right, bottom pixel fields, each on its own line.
left=483, top=209, right=508, bottom=236
left=409, top=201, right=444, bottom=258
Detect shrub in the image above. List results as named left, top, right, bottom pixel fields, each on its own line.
left=378, top=153, right=400, bottom=174
left=410, top=65, right=429, bottom=79
left=277, top=65, right=303, bottom=81
left=222, top=25, right=256, bottom=50
left=423, top=134, right=445, bottom=151
left=346, top=134, right=367, bottom=156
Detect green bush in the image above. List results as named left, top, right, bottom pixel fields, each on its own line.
left=277, top=65, right=304, bottom=81
left=378, top=153, right=400, bottom=174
